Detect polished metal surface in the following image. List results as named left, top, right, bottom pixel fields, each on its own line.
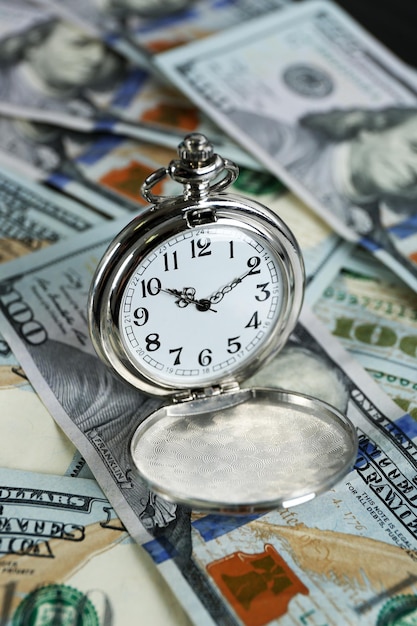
left=130, top=388, right=358, bottom=513
left=89, top=133, right=357, bottom=513
left=141, top=133, right=239, bottom=204
left=88, top=133, right=305, bottom=398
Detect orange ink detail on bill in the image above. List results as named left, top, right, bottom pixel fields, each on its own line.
left=100, top=161, right=164, bottom=203
left=141, top=103, right=200, bottom=131
left=207, top=543, right=309, bottom=626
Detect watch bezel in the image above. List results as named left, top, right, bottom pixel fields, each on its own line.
left=88, top=193, right=305, bottom=398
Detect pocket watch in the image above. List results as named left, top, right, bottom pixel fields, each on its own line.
left=88, top=133, right=357, bottom=514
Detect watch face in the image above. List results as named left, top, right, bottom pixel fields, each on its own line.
left=118, top=223, right=289, bottom=388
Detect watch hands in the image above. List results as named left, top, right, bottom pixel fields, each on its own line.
left=163, top=263, right=255, bottom=311
left=207, top=267, right=254, bottom=305
left=163, top=286, right=217, bottom=313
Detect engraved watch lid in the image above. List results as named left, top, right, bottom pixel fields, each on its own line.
left=130, top=387, right=358, bottom=514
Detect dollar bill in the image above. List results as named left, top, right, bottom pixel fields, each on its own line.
left=0, top=88, right=256, bottom=221
left=0, top=161, right=104, bottom=263
left=0, top=116, right=338, bottom=283
left=0, top=161, right=108, bottom=475
left=0, top=101, right=256, bottom=170
left=0, top=148, right=128, bottom=220
left=0, top=139, right=175, bottom=476
left=154, top=0, right=417, bottom=292
left=34, top=0, right=191, bottom=69
left=0, top=159, right=105, bottom=388
left=0, top=0, right=257, bottom=170
left=0, top=467, right=191, bottom=626
left=0, top=217, right=415, bottom=624
left=0, top=0, right=271, bottom=223
left=35, top=0, right=291, bottom=66
left=226, top=163, right=342, bottom=283
left=312, top=243, right=417, bottom=420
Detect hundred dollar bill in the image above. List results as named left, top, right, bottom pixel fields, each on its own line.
left=34, top=0, right=195, bottom=69
left=0, top=102, right=256, bottom=171
left=0, top=158, right=104, bottom=389
left=0, top=158, right=109, bottom=474
left=312, top=244, right=417, bottom=421
left=35, top=0, right=291, bottom=66
left=0, top=161, right=108, bottom=474
left=0, top=0, right=257, bottom=170
left=0, top=148, right=128, bottom=220
left=0, top=161, right=104, bottom=263
left=0, top=468, right=191, bottom=626
left=0, top=89, right=256, bottom=220
left=0, top=217, right=415, bottom=624
left=155, top=0, right=417, bottom=292
left=0, top=136, right=162, bottom=219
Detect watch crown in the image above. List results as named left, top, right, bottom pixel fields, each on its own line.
left=141, top=133, right=238, bottom=204
left=178, top=133, right=214, bottom=165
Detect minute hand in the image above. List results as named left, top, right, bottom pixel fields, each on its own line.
left=208, top=267, right=254, bottom=305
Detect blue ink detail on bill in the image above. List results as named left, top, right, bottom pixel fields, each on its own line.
left=360, top=237, right=380, bottom=252
left=192, top=514, right=260, bottom=541
left=389, top=215, right=417, bottom=239
left=94, top=118, right=118, bottom=133
left=76, top=136, right=125, bottom=164
left=134, top=8, right=198, bottom=35
left=111, top=69, right=150, bottom=108
left=143, top=513, right=260, bottom=564
left=142, top=538, right=174, bottom=564
left=47, top=172, right=72, bottom=188
left=394, top=413, right=417, bottom=439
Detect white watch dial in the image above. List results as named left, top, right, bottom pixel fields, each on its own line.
left=119, top=223, right=284, bottom=387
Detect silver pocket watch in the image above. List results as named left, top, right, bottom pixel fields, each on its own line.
left=88, top=133, right=357, bottom=514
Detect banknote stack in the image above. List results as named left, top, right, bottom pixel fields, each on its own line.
left=0, top=1, right=416, bottom=624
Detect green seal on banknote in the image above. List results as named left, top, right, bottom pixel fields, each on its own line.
left=377, top=594, right=417, bottom=625
left=12, top=584, right=99, bottom=626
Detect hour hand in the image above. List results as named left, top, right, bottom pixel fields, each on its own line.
left=166, top=286, right=196, bottom=308
left=164, top=287, right=217, bottom=312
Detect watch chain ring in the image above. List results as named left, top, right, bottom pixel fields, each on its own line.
left=141, top=159, right=239, bottom=204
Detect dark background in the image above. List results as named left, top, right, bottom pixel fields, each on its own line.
left=334, top=0, right=416, bottom=67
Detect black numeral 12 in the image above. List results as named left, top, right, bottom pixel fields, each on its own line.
left=191, top=238, right=211, bottom=257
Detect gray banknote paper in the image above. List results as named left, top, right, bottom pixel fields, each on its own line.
left=155, top=0, right=417, bottom=291
left=0, top=161, right=105, bottom=476
left=0, top=467, right=191, bottom=625
left=35, top=0, right=291, bottom=67
left=0, top=0, right=256, bottom=171
left=0, top=217, right=415, bottom=624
